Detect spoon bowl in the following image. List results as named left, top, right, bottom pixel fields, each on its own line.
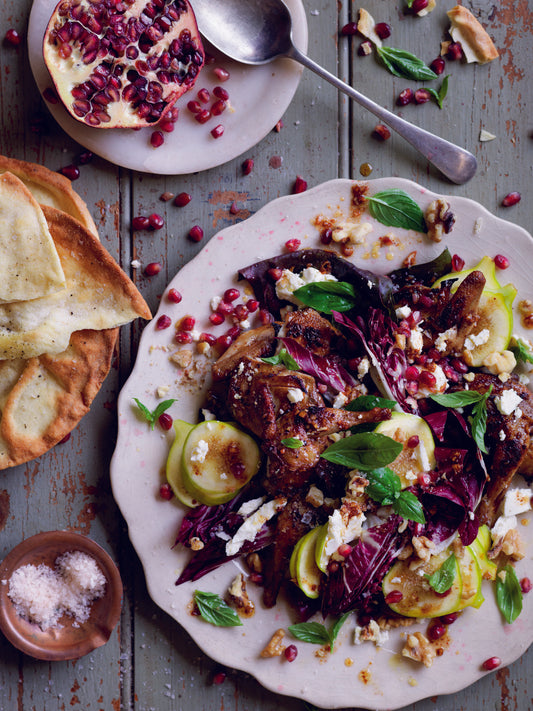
left=192, top=0, right=477, bottom=184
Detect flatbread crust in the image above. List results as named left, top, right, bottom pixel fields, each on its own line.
left=0, top=328, right=118, bottom=469
left=0, top=154, right=98, bottom=237
left=447, top=5, right=499, bottom=64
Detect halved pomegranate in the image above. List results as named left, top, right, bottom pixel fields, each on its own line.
left=43, top=0, right=204, bottom=129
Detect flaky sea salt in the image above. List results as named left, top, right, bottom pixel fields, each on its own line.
left=8, top=550, right=106, bottom=630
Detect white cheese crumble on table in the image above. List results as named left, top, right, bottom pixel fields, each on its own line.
left=491, top=515, right=517, bottom=543
left=354, top=619, right=389, bottom=646
left=495, top=389, right=522, bottom=416
left=225, top=497, right=287, bottom=556
left=502, top=488, right=532, bottom=517
left=190, top=439, right=209, bottom=463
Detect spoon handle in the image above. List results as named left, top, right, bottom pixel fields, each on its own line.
left=288, top=45, right=477, bottom=185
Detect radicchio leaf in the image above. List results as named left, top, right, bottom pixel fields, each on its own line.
left=280, top=337, right=356, bottom=393
left=389, top=248, right=452, bottom=288
left=423, top=410, right=449, bottom=442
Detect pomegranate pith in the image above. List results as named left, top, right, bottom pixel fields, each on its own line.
left=43, top=0, right=205, bottom=129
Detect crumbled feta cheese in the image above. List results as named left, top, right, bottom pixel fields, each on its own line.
left=417, top=441, right=431, bottom=472
left=332, top=221, right=373, bottom=244
left=190, top=439, right=209, bottom=463
left=275, top=268, right=337, bottom=305
left=495, top=389, right=522, bottom=416
left=131, top=259, right=141, bottom=268
left=519, top=374, right=530, bottom=386
left=491, top=514, right=517, bottom=543
left=473, top=217, right=483, bottom=235
left=190, top=329, right=201, bottom=342
left=416, top=364, right=447, bottom=397
left=322, top=508, right=366, bottom=560
left=354, top=620, right=389, bottom=646
left=502, top=488, right=532, bottom=517
left=434, top=327, right=457, bottom=353
left=210, top=295, right=222, bottom=311
left=226, top=497, right=287, bottom=556
left=237, top=497, right=265, bottom=517
left=499, top=429, right=506, bottom=441
left=287, top=388, right=304, bottom=403
left=357, top=357, right=370, bottom=379
left=332, top=392, right=348, bottom=409
left=391, top=576, right=402, bottom=584
left=408, top=327, right=424, bottom=354
left=396, top=305, right=412, bottom=320
left=156, top=385, right=170, bottom=398
left=464, top=329, right=490, bottom=351
left=201, top=408, right=216, bottom=421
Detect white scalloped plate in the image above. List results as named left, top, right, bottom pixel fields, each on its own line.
left=110, top=178, right=533, bottom=709
left=27, top=0, right=307, bottom=174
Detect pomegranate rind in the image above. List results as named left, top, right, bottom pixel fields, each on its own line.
left=43, top=0, right=204, bottom=129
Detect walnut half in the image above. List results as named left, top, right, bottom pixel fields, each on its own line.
left=425, top=199, right=455, bottom=242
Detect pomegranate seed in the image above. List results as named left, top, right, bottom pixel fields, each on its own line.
left=160, top=191, right=174, bottom=202
left=246, top=299, right=259, bottom=313
left=358, top=40, right=373, bottom=56
left=211, top=99, right=227, bottom=116
left=285, top=238, right=301, bottom=252
left=242, top=158, right=254, bottom=175
left=321, top=228, right=333, bottom=245
left=132, top=216, right=150, bottom=230
left=216, top=300, right=234, bottom=315
left=397, top=88, right=414, bottom=106
left=209, top=312, right=225, bottom=325
left=226, top=325, right=241, bottom=341
left=187, top=100, right=202, bottom=114
left=385, top=590, right=403, bottom=604
left=224, top=288, right=240, bottom=302
left=407, top=435, right=420, bottom=448
left=59, top=432, right=71, bottom=444
left=175, top=331, right=193, bottom=344
left=150, top=130, right=164, bottom=148
left=430, top=57, right=446, bottom=75
left=158, top=413, right=173, bottom=431
left=213, top=86, right=229, bottom=101
left=440, top=612, right=459, bottom=625
left=520, top=577, right=532, bottom=593
left=452, top=254, right=465, bottom=271
left=418, top=472, right=431, bottom=486
left=167, top=288, right=182, bottom=303
left=340, top=21, right=358, bottom=36
left=373, top=124, right=391, bottom=141
left=502, top=191, right=521, bottom=207
left=212, top=671, right=226, bottom=685
left=216, top=334, right=233, bottom=351
left=4, top=29, right=21, bottom=47
left=259, top=309, right=274, bottom=325
left=149, top=213, right=165, bottom=230
left=411, top=0, right=428, bottom=12
left=159, top=482, right=174, bottom=499
left=273, top=119, right=284, bottom=132
left=159, top=121, right=175, bottom=133
left=234, top=304, right=249, bottom=321
left=213, top=67, right=230, bottom=81
left=494, top=254, right=510, bottom=269
left=229, top=201, right=239, bottom=215
left=427, top=623, right=446, bottom=642
left=59, top=164, right=80, bottom=181
left=76, top=150, right=93, bottom=165
left=156, top=314, right=172, bottom=330
left=337, top=543, right=352, bottom=557
left=195, top=109, right=211, bottom=124
left=451, top=358, right=468, bottom=373
left=447, top=42, right=463, bottom=60
left=414, top=89, right=432, bottom=104
left=482, top=657, right=501, bottom=671
left=197, top=87, right=210, bottom=103
left=284, top=645, right=298, bottom=662
left=292, top=175, right=308, bottom=194
left=375, top=22, right=391, bottom=40
left=43, top=87, right=59, bottom=104
left=406, top=381, right=419, bottom=395
left=268, top=267, right=283, bottom=281
left=211, top=124, right=224, bottom=139
left=199, top=332, right=217, bottom=345
left=405, top=366, right=420, bottom=381
left=188, top=225, right=204, bottom=242
left=174, top=192, right=192, bottom=207
left=180, top=316, right=195, bottom=331
left=144, top=262, right=162, bottom=276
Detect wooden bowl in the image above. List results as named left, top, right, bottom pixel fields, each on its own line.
left=0, top=531, right=122, bottom=660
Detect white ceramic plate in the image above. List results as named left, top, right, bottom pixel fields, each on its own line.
left=110, top=178, right=533, bottom=709
left=27, top=0, right=307, bottom=174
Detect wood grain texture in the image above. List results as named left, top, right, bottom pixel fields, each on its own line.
left=0, top=0, right=532, bottom=709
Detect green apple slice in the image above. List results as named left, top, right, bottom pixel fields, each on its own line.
left=463, top=291, right=513, bottom=367
left=432, top=255, right=502, bottom=293
left=181, top=421, right=261, bottom=506
left=374, top=413, right=436, bottom=487
left=470, top=525, right=497, bottom=581
left=291, top=527, right=323, bottom=599
left=458, top=546, right=483, bottom=610
left=166, top=419, right=199, bottom=507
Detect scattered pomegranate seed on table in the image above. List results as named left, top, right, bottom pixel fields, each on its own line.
left=414, top=89, right=432, bottom=104
left=175, top=331, right=193, bottom=344
left=213, top=86, right=229, bottom=101
left=216, top=334, right=233, bottom=351
left=397, top=88, right=414, bottom=106
left=132, top=216, right=151, bottom=230
left=58, top=164, right=80, bottom=181
left=234, top=304, right=249, bottom=321
left=411, top=0, right=429, bottom=13
left=211, top=99, right=227, bottom=116
left=174, top=192, right=192, bottom=207
left=340, top=21, right=358, bottom=36
left=229, top=201, right=239, bottom=214
left=4, top=28, right=21, bottom=47
left=197, top=87, right=210, bottom=103
left=216, top=300, right=234, bottom=316
left=199, top=332, right=217, bottom=345
left=447, top=41, right=463, bottom=60
left=520, top=577, right=532, bottom=593
left=452, top=254, right=465, bottom=271
left=180, top=316, right=195, bottom=331
left=373, top=124, right=391, bottom=141
left=159, top=121, right=175, bottom=133
left=211, top=124, right=224, bottom=138
left=502, top=191, right=521, bottom=207
left=158, top=413, right=173, bottom=431
left=273, top=119, right=284, bottom=132
left=209, top=312, right=225, bottom=326
left=427, top=623, right=446, bottom=642
left=159, top=191, right=174, bottom=202
left=144, top=262, right=162, bottom=276
left=195, top=109, right=211, bottom=124
left=150, top=130, right=164, bottom=147
left=212, top=671, right=226, bottom=685
left=321, top=228, right=333, bottom=245
left=187, top=100, right=202, bottom=114
left=224, top=288, right=240, bottom=302
left=375, top=22, right=391, bottom=40
left=148, top=213, right=165, bottom=230
left=242, top=158, right=254, bottom=175
left=77, top=150, right=93, bottom=164
left=156, top=315, right=172, bottom=330
left=188, top=225, right=204, bottom=242
left=159, top=482, right=174, bottom=499
left=430, top=57, right=446, bottom=75
left=59, top=432, right=71, bottom=444
left=292, top=175, right=308, bottom=194
left=246, top=299, right=259, bottom=313
left=213, top=67, right=230, bottom=81
left=494, top=254, right=510, bottom=269
left=167, top=288, right=182, bottom=303
left=285, top=238, right=301, bottom=252
left=439, top=612, right=459, bottom=625
left=482, top=657, right=501, bottom=671
left=284, top=645, right=298, bottom=662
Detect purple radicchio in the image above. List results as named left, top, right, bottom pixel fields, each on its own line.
left=280, top=336, right=356, bottom=396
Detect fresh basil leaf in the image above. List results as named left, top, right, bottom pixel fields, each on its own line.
left=470, top=388, right=491, bottom=454
left=511, top=337, right=533, bottom=364
left=394, top=490, right=426, bottom=524
left=349, top=422, right=378, bottom=435
left=377, top=47, right=438, bottom=81
left=426, top=553, right=456, bottom=593
left=365, top=190, right=427, bottom=233
left=321, top=432, right=403, bottom=471
left=133, top=397, right=177, bottom=429
left=329, top=612, right=351, bottom=646
left=425, top=76, right=449, bottom=109
left=365, top=467, right=401, bottom=505
left=496, top=564, right=523, bottom=624
left=281, top=437, right=304, bottom=449
left=293, top=281, right=357, bottom=314
left=194, top=590, right=243, bottom=627
left=430, top=391, right=485, bottom=408
left=262, top=348, right=300, bottom=370
left=345, top=395, right=397, bottom=411
left=288, top=621, right=331, bottom=645
left=405, top=0, right=414, bottom=6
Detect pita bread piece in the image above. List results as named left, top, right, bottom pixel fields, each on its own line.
left=0, top=154, right=98, bottom=237
left=0, top=172, right=66, bottom=304
left=0, top=328, right=118, bottom=470
left=447, top=5, right=499, bottom=64
left=0, top=206, right=151, bottom=361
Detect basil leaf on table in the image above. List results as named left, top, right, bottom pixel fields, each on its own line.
left=321, top=432, right=403, bottom=470
left=426, top=553, right=457, bottom=593
left=289, top=613, right=350, bottom=648
left=293, top=281, right=358, bottom=314
left=496, top=564, right=523, bottom=624
left=511, top=336, right=533, bottom=365
left=262, top=348, right=300, bottom=370
left=365, top=189, right=428, bottom=233
left=133, top=397, right=177, bottom=430
left=281, top=437, right=304, bottom=449
left=194, top=590, right=243, bottom=627
left=377, top=47, right=438, bottom=81
left=345, top=395, right=397, bottom=411
left=425, top=75, right=450, bottom=109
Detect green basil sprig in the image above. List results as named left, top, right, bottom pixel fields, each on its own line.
left=133, top=397, right=177, bottom=430
left=365, top=190, right=427, bottom=233
left=289, top=612, right=350, bottom=649
left=365, top=468, right=426, bottom=524
left=425, top=76, right=450, bottom=109
left=511, top=336, right=533, bottom=365
left=321, top=432, right=403, bottom=470
left=293, top=281, right=357, bottom=314
left=262, top=348, right=300, bottom=370
left=430, top=387, right=493, bottom=454
left=281, top=437, right=304, bottom=449
left=377, top=47, right=438, bottom=81
left=345, top=395, right=397, bottom=411
left=425, top=553, right=457, bottom=593
left=193, top=590, right=243, bottom=627
left=496, top=565, right=523, bottom=624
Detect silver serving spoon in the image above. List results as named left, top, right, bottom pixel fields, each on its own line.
left=192, top=0, right=477, bottom=185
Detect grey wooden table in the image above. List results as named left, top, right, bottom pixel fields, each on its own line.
left=1, top=0, right=532, bottom=709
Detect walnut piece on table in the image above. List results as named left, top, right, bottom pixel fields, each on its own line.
left=425, top=199, right=455, bottom=242
left=260, top=628, right=286, bottom=658
left=402, top=632, right=437, bottom=667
